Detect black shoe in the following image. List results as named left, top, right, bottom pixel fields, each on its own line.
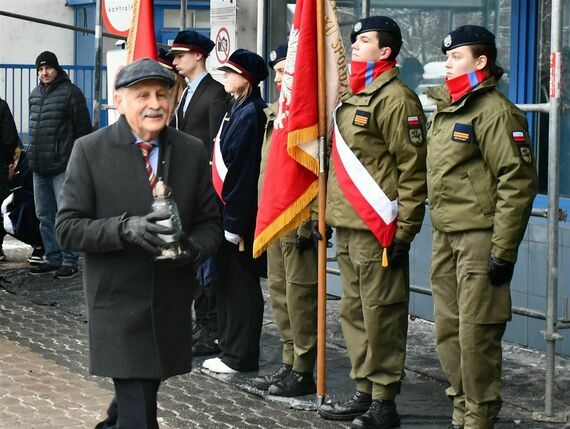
left=28, top=246, right=45, bottom=265
left=192, top=328, right=220, bottom=356
left=351, top=400, right=400, bottom=429
left=318, top=391, right=372, bottom=421
left=29, top=262, right=59, bottom=276
left=267, top=370, right=316, bottom=397
left=252, top=363, right=292, bottom=390
left=54, top=266, right=79, bottom=279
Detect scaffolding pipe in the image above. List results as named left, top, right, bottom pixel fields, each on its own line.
left=180, top=0, right=187, bottom=30
left=93, top=0, right=102, bottom=129
left=544, top=0, right=563, bottom=418
left=0, top=10, right=123, bottom=40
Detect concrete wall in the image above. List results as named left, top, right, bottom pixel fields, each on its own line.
left=0, top=0, right=75, bottom=65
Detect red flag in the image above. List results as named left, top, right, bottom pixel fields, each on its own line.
left=126, top=0, right=157, bottom=63
left=253, top=0, right=347, bottom=258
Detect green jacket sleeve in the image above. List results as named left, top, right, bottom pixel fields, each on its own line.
left=476, top=110, right=537, bottom=262
left=380, top=99, right=427, bottom=243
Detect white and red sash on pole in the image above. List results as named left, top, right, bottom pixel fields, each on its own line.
left=211, top=115, right=228, bottom=203
left=331, top=110, right=398, bottom=249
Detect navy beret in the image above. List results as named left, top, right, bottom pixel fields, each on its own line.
left=115, top=58, right=175, bottom=90
left=157, top=48, right=175, bottom=70
left=268, top=43, right=288, bottom=69
left=218, top=49, right=269, bottom=86
left=350, top=16, right=401, bottom=44
left=441, top=25, right=495, bottom=54
left=171, top=30, right=214, bottom=56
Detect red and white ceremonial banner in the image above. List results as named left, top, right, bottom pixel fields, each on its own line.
left=211, top=116, right=228, bottom=203
left=126, top=0, right=158, bottom=63
left=253, top=0, right=347, bottom=258
left=331, top=112, right=398, bottom=250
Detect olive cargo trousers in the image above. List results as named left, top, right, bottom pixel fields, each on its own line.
left=431, top=229, right=511, bottom=429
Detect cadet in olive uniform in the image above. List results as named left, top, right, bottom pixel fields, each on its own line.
left=319, top=17, right=427, bottom=429
left=252, top=43, right=318, bottom=397
left=426, top=26, right=537, bottom=429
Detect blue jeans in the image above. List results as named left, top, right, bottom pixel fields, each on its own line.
left=33, top=172, right=79, bottom=267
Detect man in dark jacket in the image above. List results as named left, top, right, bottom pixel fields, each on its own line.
left=28, top=51, right=92, bottom=278
left=0, top=97, right=20, bottom=260
left=170, top=30, right=228, bottom=356
left=55, top=58, right=222, bottom=429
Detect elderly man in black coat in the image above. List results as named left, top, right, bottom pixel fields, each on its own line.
left=55, top=58, right=222, bottom=429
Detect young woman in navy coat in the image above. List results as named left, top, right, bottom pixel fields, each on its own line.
left=203, top=49, right=269, bottom=373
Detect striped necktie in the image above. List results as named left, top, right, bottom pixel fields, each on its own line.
left=139, top=142, right=157, bottom=190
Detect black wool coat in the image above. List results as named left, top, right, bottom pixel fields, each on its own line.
left=170, top=73, right=228, bottom=157
left=55, top=116, right=222, bottom=380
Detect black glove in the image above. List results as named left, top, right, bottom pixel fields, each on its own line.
left=295, top=235, right=313, bottom=254
left=387, top=239, right=410, bottom=269
left=310, top=220, right=333, bottom=249
left=488, top=255, right=514, bottom=286
left=119, top=212, right=174, bottom=256
left=159, top=236, right=201, bottom=269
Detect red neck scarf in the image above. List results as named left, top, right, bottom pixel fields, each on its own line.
left=349, top=59, right=397, bottom=94
left=445, top=69, right=488, bottom=103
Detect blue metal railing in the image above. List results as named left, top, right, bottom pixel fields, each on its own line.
left=0, top=64, right=107, bottom=147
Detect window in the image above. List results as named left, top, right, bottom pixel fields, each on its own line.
left=267, top=1, right=513, bottom=104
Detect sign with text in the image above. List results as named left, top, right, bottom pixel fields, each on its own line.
left=210, top=0, right=236, bottom=70
left=102, top=0, right=133, bottom=37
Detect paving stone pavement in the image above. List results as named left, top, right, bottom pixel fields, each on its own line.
left=0, top=335, right=114, bottom=429
left=0, top=236, right=569, bottom=428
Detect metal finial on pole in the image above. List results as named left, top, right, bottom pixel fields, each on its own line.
left=362, top=0, right=370, bottom=18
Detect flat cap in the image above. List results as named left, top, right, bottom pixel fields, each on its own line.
left=268, top=43, right=288, bottom=69
left=171, top=30, right=214, bottom=56
left=115, top=58, right=175, bottom=90
left=218, top=49, right=268, bottom=86
left=157, top=48, right=175, bottom=70
left=441, top=25, right=495, bottom=54
left=351, top=16, right=401, bottom=43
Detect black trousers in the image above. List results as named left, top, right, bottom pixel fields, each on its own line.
left=97, top=378, right=161, bottom=429
left=217, top=241, right=264, bottom=371
left=194, top=286, right=218, bottom=332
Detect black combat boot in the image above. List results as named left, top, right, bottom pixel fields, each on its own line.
left=252, top=363, right=292, bottom=390
left=350, top=399, right=400, bottom=429
left=192, top=328, right=220, bottom=356
left=318, top=391, right=372, bottom=421
left=267, top=370, right=316, bottom=397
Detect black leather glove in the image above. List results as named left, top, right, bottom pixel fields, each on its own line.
left=488, top=254, right=514, bottom=286
left=387, top=239, right=410, bottom=269
left=295, top=235, right=313, bottom=254
left=119, top=212, right=174, bottom=256
left=310, top=220, right=333, bottom=249
left=159, top=236, right=201, bottom=269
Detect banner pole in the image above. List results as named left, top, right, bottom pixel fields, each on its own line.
left=316, top=0, right=328, bottom=407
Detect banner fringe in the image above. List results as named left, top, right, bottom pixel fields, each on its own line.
left=287, top=124, right=319, bottom=174
left=253, top=181, right=318, bottom=258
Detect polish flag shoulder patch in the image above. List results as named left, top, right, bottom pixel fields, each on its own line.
left=407, top=116, right=420, bottom=126
left=512, top=131, right=526, bottom=142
